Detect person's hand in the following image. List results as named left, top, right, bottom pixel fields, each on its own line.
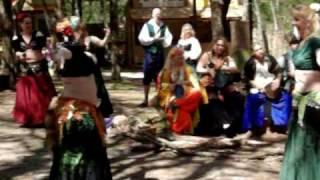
left=270, top=79, right=281, bottom=92
left=183, top=80, right=192, bottom=86
left=200, top=75, right=213, bottom=87
left=169, top=83, right=176, bottom=92
left=214, top=58, right=224, bottom=70
left=154, top=32, right=161, bottom=39
left=16, top=51, right=26, bottom=61
left=104, top=27, right=111, bottom=37
left=154, top=32, right=163, bottom=42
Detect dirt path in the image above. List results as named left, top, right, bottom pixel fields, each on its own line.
left=0, top=73, right=285, bottom=180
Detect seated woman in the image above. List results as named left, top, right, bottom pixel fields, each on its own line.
left=156, top=47, right=204, bottom=134
left=47, top=18, right=112, bottom=180
left=242, top=45, right=292, bottom=137
left=195, top=37, right=244, bottom=137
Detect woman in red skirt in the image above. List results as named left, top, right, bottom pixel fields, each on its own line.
left=11, top=12, right=56, bottom=127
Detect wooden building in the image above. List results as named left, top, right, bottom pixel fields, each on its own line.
left=127, top=0, right=251, bottom=65
left=127, top=0, right=216, bottom=65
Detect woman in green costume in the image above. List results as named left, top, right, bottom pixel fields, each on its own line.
left=280, top=4, right=320, bottom=180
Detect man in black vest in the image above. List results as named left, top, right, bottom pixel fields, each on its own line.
left=138, top=8, right=173, bottom=107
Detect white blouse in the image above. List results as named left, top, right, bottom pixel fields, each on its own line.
left=138, top=19, right=173, bottom=48
left=177, top=37, right=202, bottom=61
left=253, top=60, right=275, bottom=89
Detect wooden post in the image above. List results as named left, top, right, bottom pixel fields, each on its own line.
left=210, top=0, right=224, bottom=40
left=110, top=43, right=122, bottom=81
left=229, top=20, right=251, bottom=53
left=253, top=0, right=268, bottom=53
left=0, top=0, right=16, bottom=89
left=55, top=0, right=65, bottom=18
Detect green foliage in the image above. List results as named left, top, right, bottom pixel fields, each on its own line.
left=62, top=0, right=128, bottom=25
left=259, top=2, right=273, bottom=24
left=258, top=0, right=318, bottom=31
left=231, top=49, right=251, bottom=71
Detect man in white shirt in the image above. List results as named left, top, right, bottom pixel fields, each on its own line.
left=138, top=8, right=173, bottom=107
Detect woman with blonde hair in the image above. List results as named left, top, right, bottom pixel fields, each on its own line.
left=156, top=47, right=204, bottom=134
left=280, top=4, right=320, bottom=180
left=177, top=23, right=202, bottom=68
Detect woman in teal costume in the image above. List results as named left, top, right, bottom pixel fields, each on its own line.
left=280, top=4, right=320, bottom=180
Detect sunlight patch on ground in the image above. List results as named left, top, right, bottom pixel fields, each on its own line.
left=102, top=72, right=144, bottom=79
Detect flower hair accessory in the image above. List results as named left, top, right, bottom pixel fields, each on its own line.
left=56, top=18, right=72, bottom=35
left=16, top=12, right=31, bottom=22
left=55, top=16, right=80, bottom=37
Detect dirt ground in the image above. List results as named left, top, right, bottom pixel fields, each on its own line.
left=0, top=72, right=285, bottom=180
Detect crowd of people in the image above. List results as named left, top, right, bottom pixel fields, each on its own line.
left=140, top=8, right=293, bottom=138
left=3, top=3, right=320, bottom=180
left=10, top=13, right=113, bottom=179
left=139, top=5, right=320, bottom=180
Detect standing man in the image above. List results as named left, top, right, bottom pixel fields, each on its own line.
left=277, top=33, right=299, bottom=93
left=138, top=8, right=173, bottom=107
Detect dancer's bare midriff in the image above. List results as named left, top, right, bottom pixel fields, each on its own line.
left=23, top=49, right=45, bottom=63
left=294, top=70, right=320, bottom=93
left=61, top=74, right=98, bottom=106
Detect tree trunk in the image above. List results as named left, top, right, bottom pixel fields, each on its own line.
left=275, top=0, right=279, bottom=11
left=14, top=0, right=26, bottom=12
left=253, top=0, right=268, bottom=53
left=55, top=0, right=65, bottom=18
left=109, top=0, right=119, bottom=35
left=125, top=1, right=132, bottom=66
left=110, top=45, right=121, bottom=81
left=71, top=0, right=82, bottom=17
left=99, top=0, right=105, bottom=23
left=41, top=0, right=55, bottom=32
left=76, top=0, right=82, bottom=17
left=0, top=0, right=16, bottom=89
left=270, top=0, right=279, bottom=31
left=109, top=0, right=121, bottom=81
left=191, top=0, right=197, bottom=28
left=71, top=0, right=76, bottom=15
left=210, top=0, right=224, bottom=40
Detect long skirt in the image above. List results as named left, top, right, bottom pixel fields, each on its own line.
left=242, top=91, right=292, bottom=132
left=167, top=89, right=202, bottom=134
left=94, top=66, right=113, bottom=118
left=12, top=73, right=56, bottom=126
left=195, top=91, right=245, bottom=137
left=48, top=97, right=112, bottom=180
left=280, top=91, right=320, bottom=180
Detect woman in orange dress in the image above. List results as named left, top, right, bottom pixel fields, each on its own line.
left=156, top=47, right=204, bottom=134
